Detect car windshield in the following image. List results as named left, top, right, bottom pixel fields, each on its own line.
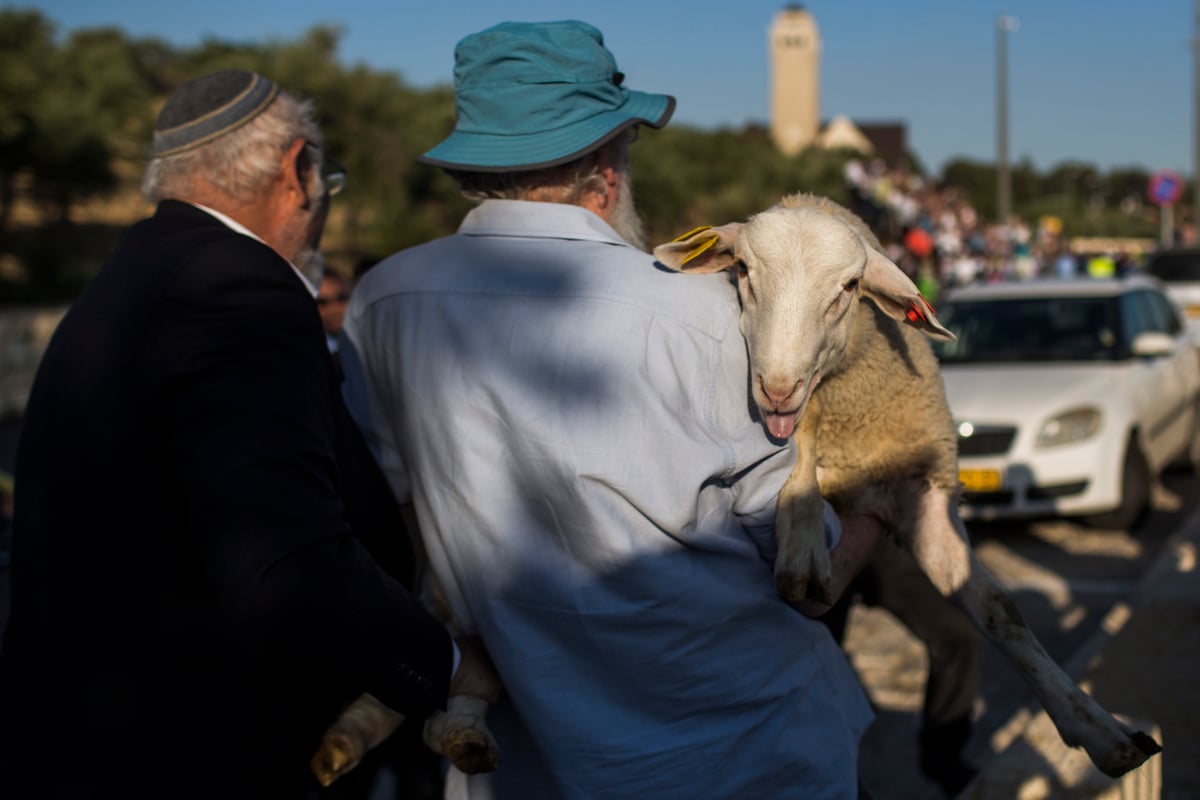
left=932, top=296, right=1120, bottom=364
left=1147, top=251, right=1200, bottom=283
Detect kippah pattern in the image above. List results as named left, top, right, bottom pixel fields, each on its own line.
left=152, top=70, right=280, bottom=158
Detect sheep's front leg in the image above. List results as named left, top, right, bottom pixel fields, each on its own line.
left=775, top=409, right=832, bottom=605
left=901, top=487, right=1161, bottom=779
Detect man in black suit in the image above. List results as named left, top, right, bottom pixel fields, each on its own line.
left=0, top=70, right=492, bottom=799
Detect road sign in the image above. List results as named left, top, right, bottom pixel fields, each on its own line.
left=1147, top=170, right=1185, bottom=207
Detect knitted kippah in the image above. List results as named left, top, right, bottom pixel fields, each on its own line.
left=151, top=70, right=280, bottom=158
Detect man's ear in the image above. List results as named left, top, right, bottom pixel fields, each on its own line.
left=283, top=137, right=311, bottom=208
left=591, top=141, right=623, bottom=213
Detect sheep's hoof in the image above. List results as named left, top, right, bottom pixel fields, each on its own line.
left=310, top=734, right=357, bottom=788
left=443, top=728, right=499, bottom=774
left=1095, top=729, right=1162, bottom=778
left=777, top=572, right=832, bottom=606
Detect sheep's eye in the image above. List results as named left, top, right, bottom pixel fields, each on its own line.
left=734, top=262, right=756, bottom=302
left=844, top=278, right=860, bottom=292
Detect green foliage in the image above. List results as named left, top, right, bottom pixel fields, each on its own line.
left=633, top=124, right=853, bottom=244
left=939, top=155, right=1159, bottom=239
left=0, top=10, right=58, bottom=228
left=0, top=9, right=1175, bottom=301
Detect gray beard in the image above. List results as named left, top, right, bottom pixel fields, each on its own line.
left=294, top=247, right=325, bottom=289
left=610, top=172, right=647, bottom=252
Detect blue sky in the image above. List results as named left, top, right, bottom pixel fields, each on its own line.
left=14, top=0, right=1197, bottom=177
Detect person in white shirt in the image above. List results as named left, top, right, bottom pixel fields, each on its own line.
left=342, top=21, right=884, bottom=800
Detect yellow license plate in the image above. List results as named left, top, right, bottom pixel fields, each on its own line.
left=959, top=469, right=1002, bottom=492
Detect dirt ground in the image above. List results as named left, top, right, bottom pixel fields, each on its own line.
left=849, top=509, right=1200, bottom=799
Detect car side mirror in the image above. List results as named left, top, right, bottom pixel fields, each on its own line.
left=1131, top=331, right=1175, bottom=357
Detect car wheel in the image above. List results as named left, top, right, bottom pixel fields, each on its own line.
left=1085, top=436, right=1151, bottom=531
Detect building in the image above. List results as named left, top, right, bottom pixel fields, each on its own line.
left=769, top=4, right=821, bottom=157
left=852, top=121, right=910, bottom=166
left=812, top=114, right=874, bottom=155
left=768, top=6, right=910, bottom=167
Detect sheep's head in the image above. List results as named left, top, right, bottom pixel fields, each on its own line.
left=654, top=205, right=953, bottom=441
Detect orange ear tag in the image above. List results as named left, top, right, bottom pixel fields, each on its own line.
left=906, top=300, right=930, bottom=324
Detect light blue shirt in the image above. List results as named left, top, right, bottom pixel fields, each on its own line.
left=341, top=199, right=872, bottom=799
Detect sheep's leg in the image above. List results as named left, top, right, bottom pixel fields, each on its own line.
left=310, top=571, right=500, bottom=786
left=417, top=575, right=501, bottom=774
left=310, top=692, right=405, bottom=787
left=898, top=486, right=1161, bottom=779
left=311, top=692, right=499, bottom=786
left=423, top=694, right=499, bottom=774
left=775, top=409, right=832, bottom=604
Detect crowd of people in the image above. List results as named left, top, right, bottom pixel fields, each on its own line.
left=844, top=156, right=1151, bottom=303
left=0, top=18, right=1010, bottom=800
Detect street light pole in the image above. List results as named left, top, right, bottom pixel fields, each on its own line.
left=996, top=15, right=1017, bottom=227
left=1194, top=0, right=1199, bottom=218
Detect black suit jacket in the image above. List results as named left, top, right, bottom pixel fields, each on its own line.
left=0, top=201, right=451, bottom=799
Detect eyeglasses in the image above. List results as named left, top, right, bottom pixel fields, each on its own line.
left=624, top=124, right=641, bottom=145
left=323, top=154, right=347, bottom=198
left=304, top=141, right=347, bottom=198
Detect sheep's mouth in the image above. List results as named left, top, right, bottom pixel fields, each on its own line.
left=764, top=411, right=799, bottom=440
left=758, top=374, right=819, bottom=441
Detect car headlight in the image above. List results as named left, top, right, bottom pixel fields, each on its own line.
left=1035, top=407, right=1102, bottom=448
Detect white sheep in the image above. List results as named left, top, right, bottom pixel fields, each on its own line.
left=653, top=192, right=1162, bottom=780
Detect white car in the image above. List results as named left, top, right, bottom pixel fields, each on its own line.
left=1145, top=247, right=1200, bottom=346
left=932, top=275, right=1200, bottom=528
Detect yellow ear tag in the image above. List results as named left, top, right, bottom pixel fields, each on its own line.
left=680, top=234, right=720, bottom=266
left=671, top=225, right=714, bottom=243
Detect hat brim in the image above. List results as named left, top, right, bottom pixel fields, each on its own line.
left=418, top=90, right=675, bottom=173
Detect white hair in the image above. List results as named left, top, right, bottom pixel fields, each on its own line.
left=141, top=91, right=321, bottom=204
left=447, top=138, right=647, bottom=250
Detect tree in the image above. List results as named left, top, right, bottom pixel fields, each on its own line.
left=30, top=27, right=159, bottom=222
left=940, top=158, right=997, bottom=221
left=0, top=9, right=56, bottom=235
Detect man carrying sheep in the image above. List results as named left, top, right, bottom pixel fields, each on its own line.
left=341, top=20, right=885, bottom=799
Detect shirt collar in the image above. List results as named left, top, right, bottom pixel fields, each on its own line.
left=459, top=199, right=632, bottom=248
left=189, top=202, right=320, bottom=298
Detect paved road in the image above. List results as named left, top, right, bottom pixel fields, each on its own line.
left=849, top=467, right=1196, bottom=799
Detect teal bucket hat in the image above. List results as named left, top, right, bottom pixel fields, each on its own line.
left=419, top=20, right=675, bottom=172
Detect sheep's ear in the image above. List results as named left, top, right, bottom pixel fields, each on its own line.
left=654, top=223, right=742, bottom=274
left=861, top=247, right=956, bottom=341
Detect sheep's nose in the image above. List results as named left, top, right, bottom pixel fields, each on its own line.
left=759, top=376, right=799, bottom=408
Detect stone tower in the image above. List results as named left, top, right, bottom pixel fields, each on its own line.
left=769, top=4, right=821, bottom=156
